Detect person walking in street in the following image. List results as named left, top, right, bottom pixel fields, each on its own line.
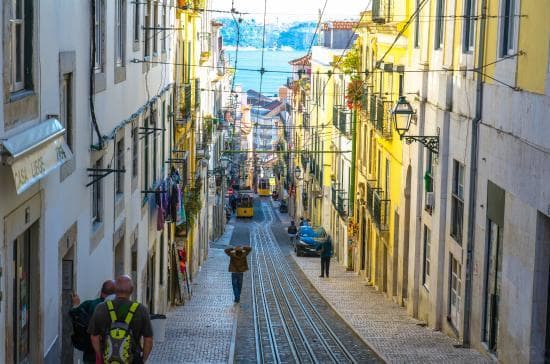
left=317, top=236, right=333, bottom=278
left=287, top=220, right=298, bottom=247
left=299, top=217, right=305, bottom=226
left=88, top=275, right=154, bottom=364
left=69, top=280, right=116, bottom=364
left=224, top=245, right=252, bottom=303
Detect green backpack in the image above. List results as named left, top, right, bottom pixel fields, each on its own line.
left=103, top=301, right=140, bottom=364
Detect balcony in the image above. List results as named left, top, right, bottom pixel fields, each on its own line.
left=338, top=108, right=351, bottom=136
left=332, top=105, right=341, bottom=129
left=366, top=179, right=378, bottom=215
left=176, top=83, right=192, bottom=124
left=331, top=185, right=338, bottom=207
left=369, top=96, right=392, bottom=140
left=194, top=79, right=201, bottom=110
left=303, top=112, right=310, bottom=128
left=199, top=32, right=211, bottom=60
left=372, top=0, right=392, bottom=24
left=337, top=192, right=348, bottom=217
left=373, top=189, right=390, bottom=231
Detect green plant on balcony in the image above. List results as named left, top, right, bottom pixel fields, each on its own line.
left=203, top=116, right=214, bottom=143
left=340, top=46, right=361, bottom=76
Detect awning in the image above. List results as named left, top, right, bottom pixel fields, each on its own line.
left=1, top=119, right=73, bottom=194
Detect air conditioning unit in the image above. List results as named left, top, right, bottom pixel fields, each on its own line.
left=425, top=192, right=435, bottom=209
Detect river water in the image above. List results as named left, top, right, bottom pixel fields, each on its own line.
left=226, top=49, right=306, bottom=96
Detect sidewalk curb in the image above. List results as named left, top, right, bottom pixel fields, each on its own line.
left=289, top=254, right=390, bottom=364
left=228, top=305, right=239, bottom=364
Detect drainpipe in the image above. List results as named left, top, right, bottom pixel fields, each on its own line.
left=462, top=0, right=487, bottom=347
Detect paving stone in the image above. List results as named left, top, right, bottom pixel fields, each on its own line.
left=291, top=254, right=492, bottom=363
left=149, top=234, right=237, bottom=363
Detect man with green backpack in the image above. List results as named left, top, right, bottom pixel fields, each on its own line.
left=88, top=275, right=154, bottom=364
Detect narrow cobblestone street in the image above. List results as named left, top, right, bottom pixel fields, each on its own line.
left=149, top=199, right=492, bottom=363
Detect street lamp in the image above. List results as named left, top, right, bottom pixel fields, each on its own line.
left=391, top=96, right=439, bottom=154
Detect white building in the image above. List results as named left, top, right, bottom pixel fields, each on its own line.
left=0, top=1, right=175, bottom=362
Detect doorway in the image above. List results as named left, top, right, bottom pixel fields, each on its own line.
left=361, top=210, right=366, bottom=271
left=402, top=166, right=411, bottom=303
left=61, top=247, right=75, bottom=364
left=147, top=251, right=156, bottom=313
left=9, top=223, right=40, bottom=364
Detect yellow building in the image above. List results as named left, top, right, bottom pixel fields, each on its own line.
left=352, top=8, right=408, bottom=296
left=172, top=0, right=208, bottom=282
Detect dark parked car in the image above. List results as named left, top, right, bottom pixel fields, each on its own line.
left=295, top=226, right=327, bottom=256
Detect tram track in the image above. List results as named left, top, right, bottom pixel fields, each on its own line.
left=249, top=200, right=366, bottom=364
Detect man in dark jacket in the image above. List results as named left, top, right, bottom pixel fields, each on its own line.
left=69, top=280, right=116, bottom=363
left=317, top=236, right=333, bottom=278
left=224, top=245, right=252, bottom=303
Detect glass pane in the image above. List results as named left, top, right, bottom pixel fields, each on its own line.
left=15, top=24, right=23, bottom=82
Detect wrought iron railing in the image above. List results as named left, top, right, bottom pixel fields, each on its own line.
left=373, top=189, right=390, bottom=231
left=303, top=112, right=310, bottom=129
left=366, top=179, right=378, bottom=215
left=337, top=192, right=348, bottom=217
left=332, top=105, right=340, bottom=129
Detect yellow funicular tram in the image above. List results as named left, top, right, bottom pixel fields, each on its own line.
left=236, top=191, right=254, bottom=218
left=257, top=177, right=271, bottom=197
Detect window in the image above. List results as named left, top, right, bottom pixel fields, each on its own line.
left=94, top=0, right=105, bottom=72
left=451, top=160, right=464, bottom=244
left=116, top=138, right=124, bottom=194
left=133, top=0, right=140, bottom=43
left=153, top=1, right=159, bottom=55
left=449, top=254, right=462, bottom=328
left=500, top=0, right=516, bottom=56
left=385, top=158, right=390, bottom=199
left=132, top=125, right=138, bottom=177
left=142, top=117, right=150, bottom=189
left=92, top=158, right=103, bottom=224
left=152, top=108, right=157, bottom=182
left=423, top=225, right=431, bottom=287
left=413, top=0, right=420, bottom=48
left=115, top=0, right=126, bottom=66
left=434, top=0, right=445, bottom=49
left=462, top=0, right=475, bottom=52
left=144, top=0, right=151, bottom=57
left=10, top=0, right=33, bottom=92
left=162, top=3, right=167, bottom=52
left=61, top=73, right=73, bottom=150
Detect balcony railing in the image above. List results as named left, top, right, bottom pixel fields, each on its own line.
left=369, top=96, right=393, bottom=140
left=338, top=108, right=351, bottom=136
left=372, top=0, right=392, bottom=24
left=303, top=112, right=310, bottom=128
left=366, top=179, right=378, bottom=215
left=176, top=83, right=192, bottom=124
left=373, top=189, right=390, bottom=231
left=194, top=79, right=201, bottom=109
left=331, top=185, right=338, bottom=207
left=337, top=192, right=348, bottom=217
left=332, top=105, right=341, bottom=129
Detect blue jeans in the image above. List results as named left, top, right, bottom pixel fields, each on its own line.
left=231, top=272, right=244, bottom=301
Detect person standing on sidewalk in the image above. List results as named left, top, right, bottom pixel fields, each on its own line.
left=287, top=220, right=298, bottom=246
left=317, top=236, right=333, bottom=278
left=88, top=275, right=154, bottom=363
left=224, top=245, right=252, bottom=303
left=69, top=280, right=116, bottom=364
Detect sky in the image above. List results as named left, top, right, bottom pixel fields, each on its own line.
left=210, top=0, right=368, bottom=23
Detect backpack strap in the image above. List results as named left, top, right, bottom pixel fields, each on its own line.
left=106, top=300, right=117, bottom=323
left=124, top=302, right=140, bottom=325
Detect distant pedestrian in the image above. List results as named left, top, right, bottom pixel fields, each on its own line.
left=69, top=280, right=116, bottom=364
left=287, top=220, right=298, bottom=246
left=229, top=194, right=237, bottom=213
left=224, top=245, right=252, bottom=303
left=317, top=236, right=333, bottom=278
left=88, top=275, right=153, bottom=364
left=299, top=217, right=305, bottom=226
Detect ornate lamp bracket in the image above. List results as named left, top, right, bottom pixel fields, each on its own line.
left=402, top=135, right=439, bottom=155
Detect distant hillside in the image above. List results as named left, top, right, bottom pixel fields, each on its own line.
left=217, top=18, right=318, bottom=51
